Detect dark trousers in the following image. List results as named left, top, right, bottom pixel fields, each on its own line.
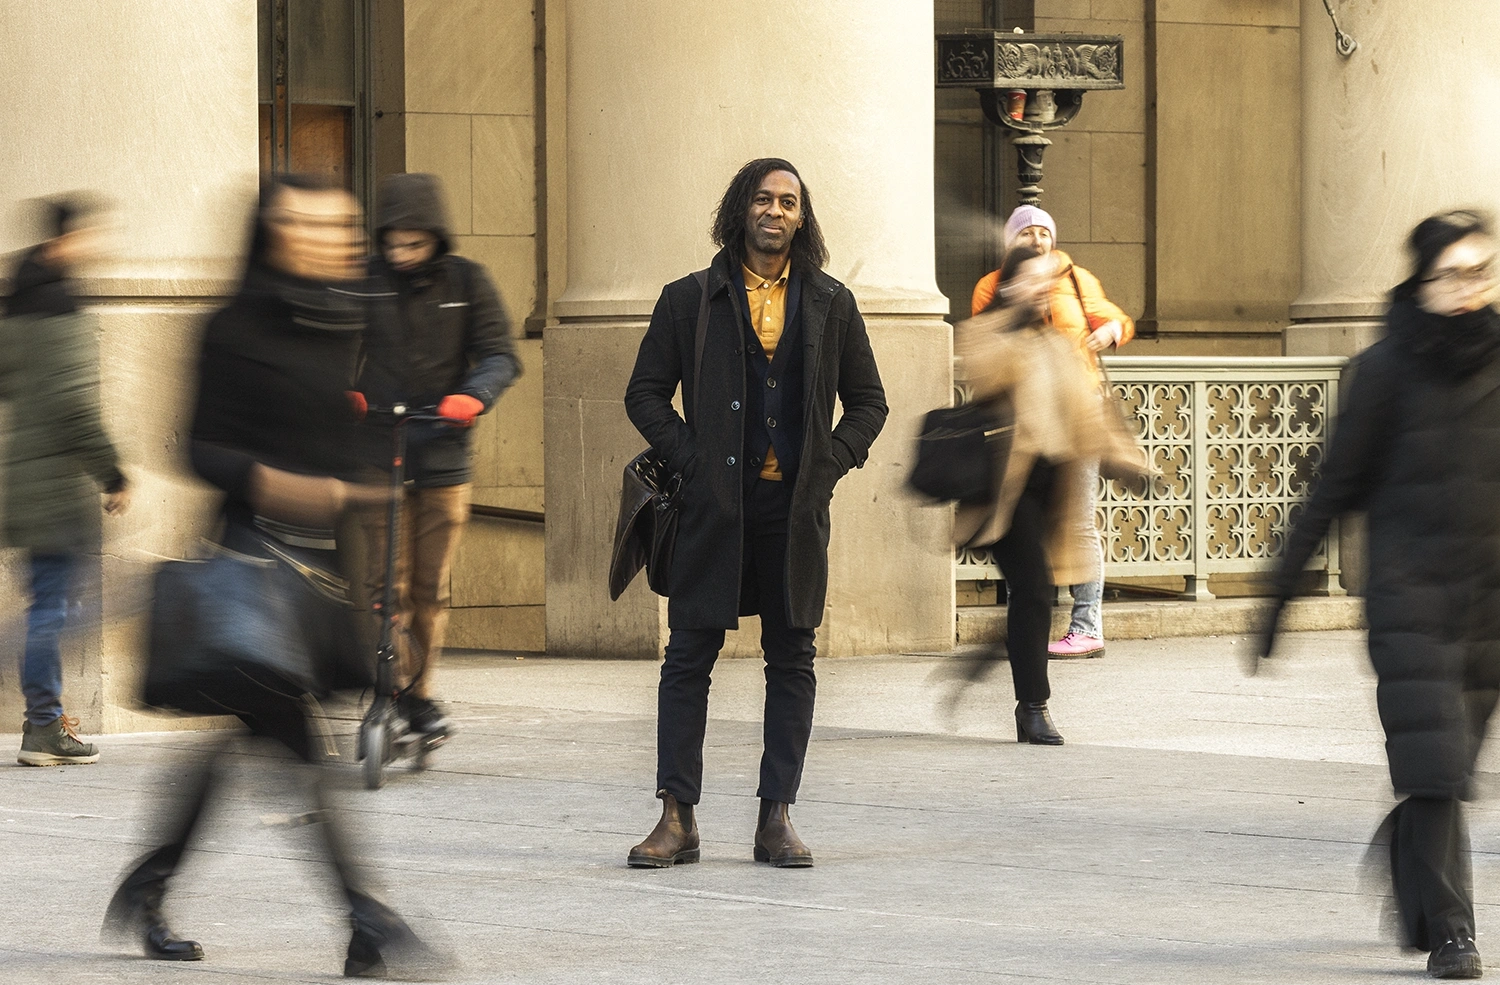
left=987, top=463, right=1056, bottom=704
left=1387, top=797, right=1474, bottom=950
left=657, top=478, right=817, bottom=805
left=113, top=684, right=380, bottom=925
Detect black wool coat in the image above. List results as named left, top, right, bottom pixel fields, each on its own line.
left=1272, top=300, right=1500, bottom=799
left=624, top=248, right=888, bottom=630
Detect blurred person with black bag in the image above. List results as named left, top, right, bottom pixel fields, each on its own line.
left=622, top=158, right=886, bottom=868
left=1258, top=210, right=1500, bottom=980
left=953, top=245, right=1145, bottom=745
left=103, top=174, right=437, bottom=978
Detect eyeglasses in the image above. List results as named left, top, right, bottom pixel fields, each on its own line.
left=1423, top=258, right=1498, bottom=289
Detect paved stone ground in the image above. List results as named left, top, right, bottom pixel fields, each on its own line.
left=5, top=629, right=1500, bottom=984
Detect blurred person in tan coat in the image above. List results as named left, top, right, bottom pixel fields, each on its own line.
left=972, top=205, right=1135, bottom=659
left=954, top=245, right=1144, bottom=744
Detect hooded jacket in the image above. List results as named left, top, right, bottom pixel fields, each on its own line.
left=362, top=173, right=522, bottom=487
left=0, top=247, right=125, bottom=551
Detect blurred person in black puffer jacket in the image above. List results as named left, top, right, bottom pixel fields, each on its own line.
left=1260, top=209, right=1500, bottom=981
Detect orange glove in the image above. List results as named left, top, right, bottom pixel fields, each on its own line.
left=436, top=393, right=484, bottom=427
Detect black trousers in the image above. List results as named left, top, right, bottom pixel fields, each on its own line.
left=113, top=683, right=382, bottom=926
left=657, top=478, right=818, bottom=806
left=986, top=462, right=1056, bottom=704
left=1387, top=797, right=1474, bottom=950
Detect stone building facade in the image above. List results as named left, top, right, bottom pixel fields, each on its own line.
left=0, top=0, right=1496, bottom=729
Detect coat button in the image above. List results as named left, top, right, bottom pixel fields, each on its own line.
left=767, top=377, right=777, bottom=388
left=750, top=456, right=762, bottom=467
left=731, top=400, right=741, bottom=411
left=767, top=417, right=777, bottom=429
left=726, top=456, right=736, bottom=466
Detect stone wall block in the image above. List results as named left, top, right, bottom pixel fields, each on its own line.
left=407, top=114, right=474, bottom=235
left=1156, top=0, right=1298, bottom=27
left=1090, top=131, right=1146, bottom=244
left=473, top=115, right=537, bottom=236
left=405, top=0, right=535, bottom=116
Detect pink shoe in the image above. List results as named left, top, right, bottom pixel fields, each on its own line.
left=1048, top=632, right=1105, bottom=659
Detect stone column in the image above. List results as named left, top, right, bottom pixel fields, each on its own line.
left=1288, top=0, right=1500, bottom=356
left=545, top=0, right=954, bottom=658
left=0, top=1, right=257, bottom=730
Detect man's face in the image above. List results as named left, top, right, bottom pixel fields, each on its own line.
left=744, top=170, right=804, bottom=258
left=264, top=186, right=362, bottom=283
left=1013, top=224, right=1054, bottom=255
left=383, top=228, right=440, bottom=273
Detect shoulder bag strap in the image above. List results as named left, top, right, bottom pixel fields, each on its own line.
left=1069, top=265, right=1120, bottom=356
left=692, top=268, right=710, bottom=423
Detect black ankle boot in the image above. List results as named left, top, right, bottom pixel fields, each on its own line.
left=344, top=892, right=437, bottom=978
left=1015, top=701, right=1064, bottom=745
left=103, top=870, right=204, bottom=961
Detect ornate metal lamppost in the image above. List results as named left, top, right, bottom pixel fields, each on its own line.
left=936, top=31, right=1125, bottom=206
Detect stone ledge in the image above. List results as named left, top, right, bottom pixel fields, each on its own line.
left=955, top=596, right=1365, bottom=645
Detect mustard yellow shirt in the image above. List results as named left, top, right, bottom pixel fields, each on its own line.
left=743, top=260, right=790, bottom=480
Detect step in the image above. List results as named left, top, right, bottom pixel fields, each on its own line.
left=955, top=596, right=1364, bottom=645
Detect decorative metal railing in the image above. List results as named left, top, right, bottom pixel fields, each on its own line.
left=954, top=356, right=1349, bottom=598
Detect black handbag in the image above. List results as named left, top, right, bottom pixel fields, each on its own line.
left=609, top=267, right=711, bottom=600
left=908, top=397, right=1015, bottom=503
left=144, top=548, right=322, bottom=714
left=608, top=450, right=682, bottom=599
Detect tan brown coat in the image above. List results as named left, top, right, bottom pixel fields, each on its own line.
left=952, top=307, right=1146, bottom=586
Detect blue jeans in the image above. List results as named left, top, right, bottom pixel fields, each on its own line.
left=1066, top=460, right=1104, bottom=639
left=21, top=552, right=77, bottom=727
left=1068, top=546, right=1105, bottom=638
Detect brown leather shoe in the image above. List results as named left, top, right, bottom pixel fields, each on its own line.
left=754, top=800, right=814, bottom=867
left=627, top=791, right=699, bottom=867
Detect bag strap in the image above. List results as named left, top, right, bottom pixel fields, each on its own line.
left=691, top=268, right=710, bottom=423
left=1068, top=265, right=1119, bottom=358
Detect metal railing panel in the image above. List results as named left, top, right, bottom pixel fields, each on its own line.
left=954, top=355, right=1349, bottom=598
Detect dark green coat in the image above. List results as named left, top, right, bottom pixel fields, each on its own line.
left=0, top=252, right=123, bottom=552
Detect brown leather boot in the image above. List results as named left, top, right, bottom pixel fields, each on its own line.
left=754, top=799, right=814, bottom=867
left=627, top=791, right=700, bottom=868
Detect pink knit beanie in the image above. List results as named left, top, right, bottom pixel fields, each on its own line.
left=1003, top=205, right=1057, bottom=248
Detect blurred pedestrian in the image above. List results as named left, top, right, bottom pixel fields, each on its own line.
left=972, top=205, right=1135, bottom=659
left=623, top=158, right=887, bottom=867
left=103, top=174, right=435, bottom=977
left=352, top=172, right=521, bottom=738
left=954, top=245, right=1143, bottom=744
left=1260, top=209, right=1500, bottom=980
left=1, top=193, right=128, bottom=766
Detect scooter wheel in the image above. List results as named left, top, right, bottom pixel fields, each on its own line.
left=361, top=721, right=388, bottom=790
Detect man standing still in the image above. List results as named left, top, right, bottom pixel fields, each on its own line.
left=3, top=195, right=129, bottom=765
left=624, top=158, right=887, bottom=867
left=358, top=173, right=522, bottom=736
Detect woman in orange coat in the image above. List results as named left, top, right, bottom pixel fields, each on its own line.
left=971, top=205, right=1135, bottom=659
